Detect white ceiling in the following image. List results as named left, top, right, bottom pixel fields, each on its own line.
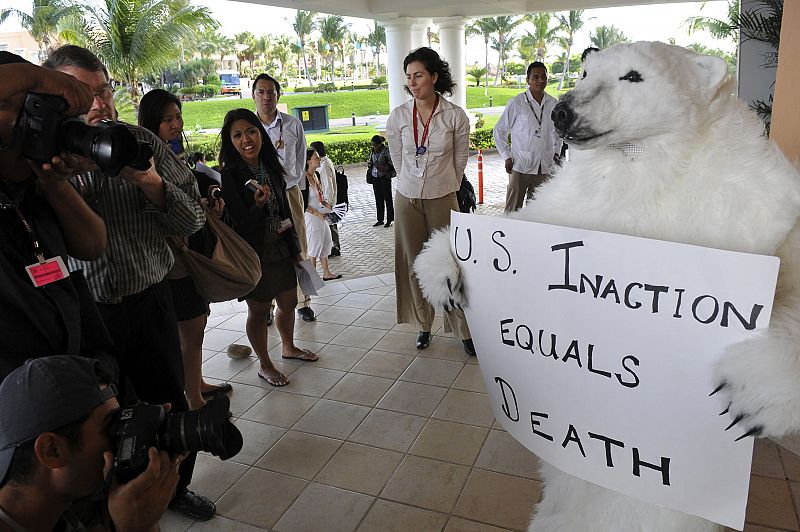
left=231, top=0, right=701, bottom=21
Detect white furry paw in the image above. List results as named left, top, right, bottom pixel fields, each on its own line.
left=712, top=332, right=800, bottom=441
left=414, top=227, right=467, bottom=311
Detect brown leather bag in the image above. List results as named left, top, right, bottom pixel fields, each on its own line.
left=167, top=212, right=261, bottom=303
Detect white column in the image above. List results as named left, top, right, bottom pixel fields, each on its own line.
left=435, top=16, right=467, bottom=110
left=411, top=20, right=430, bottom=50
left=380, top=18, right=422, bottom=111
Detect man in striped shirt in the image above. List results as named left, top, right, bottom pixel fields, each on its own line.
left=44, top=45, right=214, bottom=521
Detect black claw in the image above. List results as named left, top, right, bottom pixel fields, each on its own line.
left=449, top=297, right=455, bottom=308
left=709, top=382, right=727, bottom=397
left=719, top=402, right=731, bottom=416
left=735, top=426, right=763, bottom=442
left=446, top=278, right=453, bottom=295
left=724, top=414, right=744, bottom=431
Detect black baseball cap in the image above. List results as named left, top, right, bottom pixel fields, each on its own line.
left=0, top=356, right=116, bottom=485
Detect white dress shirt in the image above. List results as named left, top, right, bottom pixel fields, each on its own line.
left=318, top=155, right=337, bottom=203
left=261, top=111, right=308, bottom=190
left=494, top=90, right=562, bottom=175
left=386, top=97, right=470, bottom=200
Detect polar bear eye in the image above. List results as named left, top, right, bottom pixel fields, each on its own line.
left=619, top=70, right=644, bottom=83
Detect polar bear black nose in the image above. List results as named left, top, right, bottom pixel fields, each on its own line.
left=552, top=102, right=575, bottom=134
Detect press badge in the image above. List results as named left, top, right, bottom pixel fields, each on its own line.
left=25, top=256, right=69, bottom=287
left=277, top=218, right=293, bottom=234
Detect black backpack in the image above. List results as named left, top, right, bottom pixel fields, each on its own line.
left=457, top=175, right=476, bottom=213
left=335, top=165, right=349, bottom=206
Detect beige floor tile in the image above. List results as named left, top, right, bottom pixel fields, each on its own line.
left=343, top=275, right=386, bottom=291
left=371, top=295, right=397, bottom=311
left=372, top=330, right=421, bottom=356
left=159, top=509, right=193, bottom=532
left=452, top=363, right=488, bottom=393
left=230, top=419, right=286, bottom=465
left=293, top=321, right=348, bottom=343
left=201, top=349, right=217, bottom=362
left=792, top=482, right=800, bottom=526
left=349, top=408, right=427, bottom=452
left=410, top=419, right=489, bottom=465
left=399, top=357, right=464, bottom=387
left=353, top=309, right=399, bottom=330
left=445, top=517, right=513, bottom=532
left=314, top=343, right=368, bottom=371
left=274, top=483, right=374, bottom=532
left=203, top=328, right=248, bottom=352
left=433, top=389, right=495, bottom=428
left=216, top=468, right=307, bottom=528
left=202, top=351, right=255, bottom=380
left=359, top=285, right=396, bottom=296
left=230, top=359, right=301, bottom=389
left=316, top=442, right=404, bottom=495
left=376, top=272, right=396, bottom=286
left=317, top=280, right=351, bottom=296
left=256, top=430, right=342, bottom=479
left=744, top=476, right=798, bottom=530
left=189, top=453, right=249, bottom=502
left=222, top=381, right=270, bottom=418
left=240, top=390, right=318, bottom=428
left=453, top=469, right=541, bottom=530
left=357, top=500, right=447, bottom=532
left=330, top=326, right=387, bottom=349
left=420, top=336, right=470, bottom=363
left=314, top=293, right=348, bottom=306
left=381, top=455, right=470, bottom=512
left=282, top=366, right=345, bottom=397
left=752, top=439, right=785, bottom=479
left=780, top=447, right=800, bottom=481
left=475, top=430, right=541, bottom=480
left=316, top=306, right=366, bottom=326
left=377, top=380, right=448, bottom=417
left=336, top=292, right=384, bottom=309
left=293, top=399, right=371, bottom=439
left=393, top=317, right=443, bottom=334
left=325, top=373, right=395, bottom=406
left=351, top=351, right=415, bottom=379
left=187, top=515, right=264, bottom=531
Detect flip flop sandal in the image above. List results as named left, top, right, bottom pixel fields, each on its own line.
left=282, top=348, right=319, bottom=362
left=258, top=371, right=289, bottom=387
left=323, top=274, right=343, bottom=281
left=201, top=382, right=233, bottom=398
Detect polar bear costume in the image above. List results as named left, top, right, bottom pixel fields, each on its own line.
left=413, top=42, right=800, bottom=531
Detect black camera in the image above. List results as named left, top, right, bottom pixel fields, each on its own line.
left=20, top=92, right=153, bottom=176
left=109, top=394, right=243, bottom=483
left=208, top=184, right=222, bottom=200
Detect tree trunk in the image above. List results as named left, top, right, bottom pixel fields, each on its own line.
left=484, top=37, right=489, bottom=96
left=494, top=35, right=503, bottom=86
left=301, top=39, right=313, bottom=86
left=557, top=39, right=572, bottom=91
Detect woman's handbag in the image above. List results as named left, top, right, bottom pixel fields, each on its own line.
left=167, top=212, right=262, bottom=303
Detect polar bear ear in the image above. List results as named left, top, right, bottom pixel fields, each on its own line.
left=690, top=55, right=729, bottom=91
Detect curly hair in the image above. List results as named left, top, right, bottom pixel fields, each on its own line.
left=219, top=108, right=284, bottom=180
left=403, top=47, right=455, bottom=97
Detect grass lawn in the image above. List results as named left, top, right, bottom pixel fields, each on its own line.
left=117, top=85, right=568, bottom=130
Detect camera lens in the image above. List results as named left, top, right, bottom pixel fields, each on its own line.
left=59, top=119, right=142, bottom=176
left=158, top=394, right=242, bottom=459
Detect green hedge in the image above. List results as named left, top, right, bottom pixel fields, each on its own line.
left=469, top=128, right=496, bottom=151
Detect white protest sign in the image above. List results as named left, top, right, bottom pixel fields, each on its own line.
left=451, top=212, right=780, bottom=530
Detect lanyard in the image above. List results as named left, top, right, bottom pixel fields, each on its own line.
left=525, top=92, right=544, bottom=129
left=412, top=95, right=440, bottom=156
left=0, top=189, right=46, bottom=264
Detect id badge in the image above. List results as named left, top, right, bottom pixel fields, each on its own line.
left=25, top=256, right=69, bottom=287
left=277, top=218, right=293, bottom=234
left=411, top=165, right=425, bottom=178
left=534, top=129, right=542, bottom=139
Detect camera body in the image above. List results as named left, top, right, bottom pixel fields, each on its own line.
left=208, top=184, right=222, bottom=200
left=109, top=394, right=242, bottom=483
left=20, top=92, right=153, bottom=176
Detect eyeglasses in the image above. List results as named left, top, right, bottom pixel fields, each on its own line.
left=93, top=84, right=113, bottom=100
left=254, top=89, right=278, bottom=97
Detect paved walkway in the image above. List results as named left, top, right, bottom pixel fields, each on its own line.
left=325, top=151, right=507, bottom=279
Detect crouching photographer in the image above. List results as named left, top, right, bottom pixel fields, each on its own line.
left=0, top=356, right=244, bottom=532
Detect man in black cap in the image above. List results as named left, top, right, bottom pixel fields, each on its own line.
left=0, top=355, right=181, bottom=532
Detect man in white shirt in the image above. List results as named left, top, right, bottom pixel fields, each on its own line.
left=493, top=61, right=563, bottom=214
left=253, top=73, right=315, bottom=322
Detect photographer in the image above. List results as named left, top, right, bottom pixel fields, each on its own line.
left=0, top=356, right=181, bottom=532
left=43, top=45, right=213, bottom=520
left=0, top=52, right=112, bottom=378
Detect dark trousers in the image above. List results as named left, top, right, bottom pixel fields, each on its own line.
left=97, top=279, right=195, bottom=494
left=373, top=177, right=394, bottom=223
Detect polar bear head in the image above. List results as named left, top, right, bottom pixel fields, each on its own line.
left=552, top=41, right=729, bottom=150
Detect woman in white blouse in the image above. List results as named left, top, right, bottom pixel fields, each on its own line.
left=386, top=47, right=474, bottom=356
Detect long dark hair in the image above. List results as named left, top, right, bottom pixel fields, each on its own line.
left=219, top=108, right=284, bottom=180
left=137, top=88, right=181, bottom=138
left=403, top=47, right=455, bottom=96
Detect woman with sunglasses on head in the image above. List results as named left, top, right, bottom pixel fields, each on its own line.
left=138, top=88, right=231, bottom=410
left=385, top=47, right=475, bottom=356
left=220, top=108, right=319, bottom=388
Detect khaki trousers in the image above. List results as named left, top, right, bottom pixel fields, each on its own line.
left=505, top=170, right=549, bottom=214
left=394, top=191, right=471, bottom=339
left=285, top=184, right=311, bottom=309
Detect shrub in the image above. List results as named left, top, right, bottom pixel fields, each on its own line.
left=314, top=82, right=337, bottom=93
left=291, top=86, right=317, bottom=93
left=186, top=135, right=222, bottom=160
left=474, top=112, right=485, bottom=130
left=372, top=76, right=387, bottom=89
left=469, top=128, right=495, bottom=151
left=325, top=138, right=373, bottom=165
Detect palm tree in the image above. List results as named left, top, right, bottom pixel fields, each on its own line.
left=253, top=34, right=272, bottom=70
left=491, top=33, right=518, bottom=85
left=367, top=21, right=386, bottom=77
left=555, top=10, right=586, bottom=90
left=519, top=12, right=560, bottom=63
left=0, top=0, right=83, bottom=59
left=319, top=14, right=348, bottom=83
left=293, top=10, right=317, bottom=86
left=490, top=16, right=522, bottom=86
left=685, top=0, right=740, bottom=41
left=234, top=32, right=255, bottom=73
left=66, top=0, right=215, bottom=102
left=466, top=18, right=495, bottom=95
left=272, top=36, right=292, bottom=78
left=590, top=25, right=629, bottom=50
left=466, top=65, right=487, bottom=87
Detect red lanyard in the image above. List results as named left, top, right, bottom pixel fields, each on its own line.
left=413, top=95, right=440, bottom=155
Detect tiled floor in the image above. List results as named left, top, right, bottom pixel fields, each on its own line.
left=161, top=273, right=800, bottom=532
